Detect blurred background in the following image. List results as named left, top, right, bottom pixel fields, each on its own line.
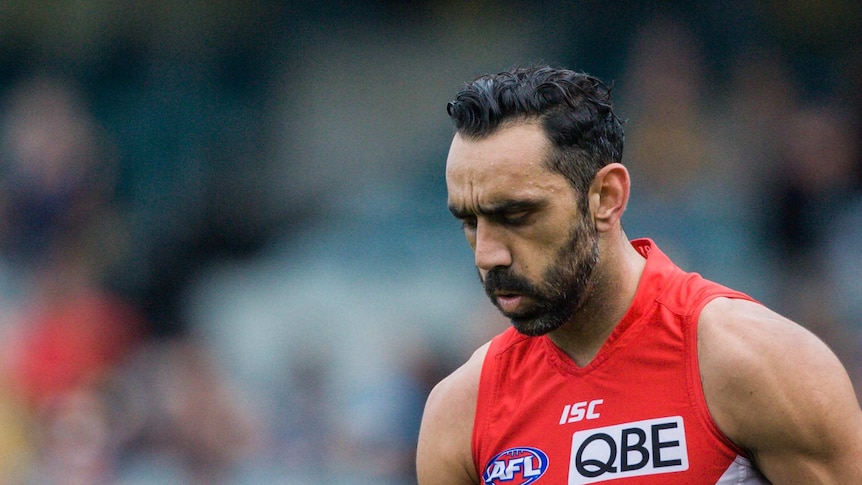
left=0, top=1, right=859, bottom=483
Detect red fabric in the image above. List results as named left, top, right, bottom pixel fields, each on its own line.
left=14, top=290, right=144, bottom=406
left=472, top=239, right=758, bottom=484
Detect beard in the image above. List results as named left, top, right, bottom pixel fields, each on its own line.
left=481, top=217, right=599, bottom=336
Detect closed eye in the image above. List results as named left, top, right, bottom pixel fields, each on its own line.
left=450, top=198, right=544, bottom=231
left=460, top=216, right=478, bottom=231
left=497, top=211, right=530, bottom=226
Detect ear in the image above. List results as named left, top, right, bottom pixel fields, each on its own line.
left=588, top=163, right=630, bottom=233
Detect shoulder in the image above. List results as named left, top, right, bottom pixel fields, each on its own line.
left=416, top=342, right=490, bottom=485
left=424, top=341, right=489, bottom=425
left=698, top=297, right=862, bottom=482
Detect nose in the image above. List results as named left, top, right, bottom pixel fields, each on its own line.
left=473, top=222, right=512, bottom=271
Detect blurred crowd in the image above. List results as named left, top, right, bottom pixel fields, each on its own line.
left=0, top=2, right=860, bottom=484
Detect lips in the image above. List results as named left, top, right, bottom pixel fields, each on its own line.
left=495, top=292, right=524, bottom=313
left=484, top=268, right=534, bottom=314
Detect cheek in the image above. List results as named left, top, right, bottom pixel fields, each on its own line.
left=520, top=223, right=582, bottom=276
left=533, top=223, right=576, bottom=255
left=512, top=241, right=557, bottom=280
left=465, top=231, right=477, bottom=250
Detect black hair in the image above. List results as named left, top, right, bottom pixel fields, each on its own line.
left=447, top=66, right=625, bottom=200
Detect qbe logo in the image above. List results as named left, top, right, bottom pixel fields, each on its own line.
left=483, top=447, right=549, bottom=485
left=568, top=416, right=689, bottom=484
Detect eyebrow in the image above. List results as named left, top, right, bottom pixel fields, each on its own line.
left=448, top=198, right=546, bottom=219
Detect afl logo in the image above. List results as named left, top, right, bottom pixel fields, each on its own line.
left=483, top=447, right=549, bottom=484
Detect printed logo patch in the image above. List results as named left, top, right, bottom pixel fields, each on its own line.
left=483, top=447, right=549, bottom=484
left=568, top=416, right=689, bottom=484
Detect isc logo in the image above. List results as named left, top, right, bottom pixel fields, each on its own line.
left=482, top=447, right=549, bottom=485
left=559, top=399, right=603, bottom=424
left=568, top=416, right=689, bottom=484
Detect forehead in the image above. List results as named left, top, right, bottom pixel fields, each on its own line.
left=446, top=123, right=572, bottom=208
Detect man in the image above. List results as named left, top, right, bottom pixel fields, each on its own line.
left=416, top=66, right=862, bottom=484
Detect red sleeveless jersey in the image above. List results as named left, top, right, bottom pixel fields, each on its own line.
left=472, top=239, right=770, bottom=484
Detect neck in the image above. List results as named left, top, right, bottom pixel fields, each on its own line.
left=547, top=236, right=646, bottom=367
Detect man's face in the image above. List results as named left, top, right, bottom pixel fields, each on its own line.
left=446, top=122, right=599, bottom=336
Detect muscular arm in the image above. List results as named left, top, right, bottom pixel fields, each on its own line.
left=699, top=298, right=862, bottom=484
left=416, top=343, right=489, bottom=485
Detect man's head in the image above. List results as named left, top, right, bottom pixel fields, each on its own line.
left=447, top=66, right=624, bottom=204
left=445, top=66, right=628, bottom=336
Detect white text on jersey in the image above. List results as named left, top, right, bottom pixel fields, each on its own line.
left=560, top=399, right=603, bottom=425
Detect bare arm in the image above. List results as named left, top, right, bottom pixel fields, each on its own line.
left=416, top=343, right=489, bottom=485
left=699, top=298, right=862, bottom=484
